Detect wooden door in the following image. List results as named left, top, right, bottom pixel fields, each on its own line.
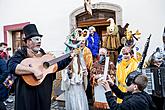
left=12, top=30, right=25, bottom=53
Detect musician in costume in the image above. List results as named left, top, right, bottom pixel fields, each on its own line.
left=61, top=31, right=91, bottom=110
left=90, top=48, right=116, bottom=109
left=116, top=46, right=139, bottom=103
left=147, top=48, right=165, bottom=110
left=101, top=70, right=157, bottom=110
left=7, top=24, right=73, bottom=110
left=86, top=26, right=100, bottom=61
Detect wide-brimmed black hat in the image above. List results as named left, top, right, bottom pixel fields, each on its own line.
left=23, top=24, right=43, bottom=40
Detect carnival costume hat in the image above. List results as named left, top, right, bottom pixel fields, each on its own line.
left=125, top=70, right=142, bottom=86
left=151, top=49, right=163, bottom=62
left=65, top=28, right=83, bottom=49
left=107, top=18, right=115, bottom=31
left=23, top=24, right=43, bottom=40
left=82, top=29, right=89, bottom=38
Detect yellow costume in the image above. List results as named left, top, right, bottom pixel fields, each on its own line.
left=82, top=46, right=93, bottom=70
left=116, top=57, right=138, bottom=103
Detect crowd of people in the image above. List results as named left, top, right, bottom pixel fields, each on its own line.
left=0, top=19, right=165, bottom=110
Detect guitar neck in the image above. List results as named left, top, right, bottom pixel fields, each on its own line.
left=43, top=52, right=71, bottom=68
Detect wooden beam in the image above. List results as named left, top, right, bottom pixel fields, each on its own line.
left=77, top=19, right=109, bottom=27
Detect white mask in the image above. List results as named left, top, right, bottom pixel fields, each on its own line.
left=30, top=36, right=42, bottom=43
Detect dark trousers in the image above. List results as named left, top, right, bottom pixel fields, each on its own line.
left=151, top=95, right=164, bottom=110
left=0, top=101, right=6, bottom=110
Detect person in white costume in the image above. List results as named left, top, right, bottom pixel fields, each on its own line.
left=61, top=29, right=89, bottom=110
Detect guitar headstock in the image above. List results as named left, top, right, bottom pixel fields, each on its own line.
left=72, top=48, right=81, bottom=55
left=71, top=48, right=81, bottom=57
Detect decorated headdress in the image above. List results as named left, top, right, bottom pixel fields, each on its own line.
left=107, top=18, right=115, bottom=25
left=82, top=29, right=89, bottom=38
left=65, top=28, right=83, bottom=51
left=152, top=51, right=163, bottom=62
left=125, top=28, right=141, bottom=48
left=77, top=36, right=86, bottom=44
left=107, top=18, right=115, bottom=32
left=68, top=28, right=82, bottom=41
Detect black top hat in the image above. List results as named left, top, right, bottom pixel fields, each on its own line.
left=23, top=24, right=43, bottom=40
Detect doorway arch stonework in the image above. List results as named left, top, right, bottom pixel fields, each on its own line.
left=69, top=2, right=122, bottom=31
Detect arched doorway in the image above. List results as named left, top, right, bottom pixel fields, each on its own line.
left=69, top=2, right=122, bottom=30
left=69, top=2, right=122, bottom=63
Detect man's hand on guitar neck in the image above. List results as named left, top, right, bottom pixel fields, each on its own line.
left=70, top=48, right=81, bottom=58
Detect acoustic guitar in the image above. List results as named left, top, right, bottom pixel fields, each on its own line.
left=21, top=52, right=72, bottom=86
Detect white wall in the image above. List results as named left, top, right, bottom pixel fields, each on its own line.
left=0, top=0, right=165, bottom=58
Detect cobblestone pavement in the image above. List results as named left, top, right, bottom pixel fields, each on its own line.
left=5, top=96, right=94, bottom=110
left=5, top=95, right=65, bottom=110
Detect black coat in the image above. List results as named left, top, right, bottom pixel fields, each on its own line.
left=7, top=46, right=72, bottom=110
left=0, top=57, right=9, bottom=101
left=147, top=63, right=165, bottom=110
left=105, top=84, right=157, bottom=110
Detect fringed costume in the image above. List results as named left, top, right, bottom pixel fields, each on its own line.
left=103, top=18, right=121, bottom=50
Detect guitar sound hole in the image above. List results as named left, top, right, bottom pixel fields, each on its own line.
left=29, top=64, right=32, bottom=67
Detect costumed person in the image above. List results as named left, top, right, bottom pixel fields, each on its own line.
left=116, top=46, right=139, bottom=103
left=117, top=23, right=129, bottom=53
left=121, top=27, right=141, bottom=63
left=101, top=70, right=157, bottom=110
left=77, top=35, right=94, bottom=104
left=7, top=24, right=74, bottom=110
left=0, top=42, right=11, bottom=62
left=65, top=28, right=83, bottom=53
left=146, top=48, right=165, bottom=110
left=104, top=18, right=121, bottom=64
left=0, top=56, right=10, bottom=110
left=61, top=31, right=90, bottom=110
left=0, top=42, right=14, bottom=103
left=90, top=48, right=116, bottom=109
left=86, top=26, right=100, bottom=61
left=105, top=18, right=121, bottom=50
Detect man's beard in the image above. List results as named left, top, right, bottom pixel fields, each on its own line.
left=32, top=47, right=40, bottom=52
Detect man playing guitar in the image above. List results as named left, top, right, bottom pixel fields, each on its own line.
left=7, top=24, right=75, bottom=110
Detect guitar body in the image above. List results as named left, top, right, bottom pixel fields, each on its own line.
left=21, top=54, right=58, bottom=86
